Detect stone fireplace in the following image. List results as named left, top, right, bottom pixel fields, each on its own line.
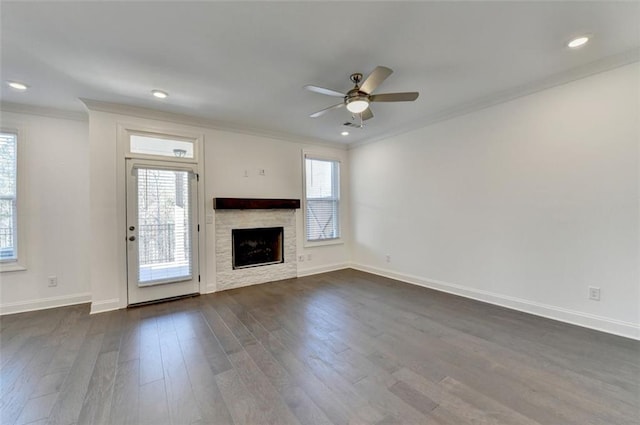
left=214, top=198, right=299, bottom=291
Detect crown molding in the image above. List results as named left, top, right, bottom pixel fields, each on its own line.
left=349, top=47, right=640, bottom=150
left=0, top=101, right=88, bottom=122
left=3, top=47, right=636, bottom=151
left=80, top=98, right=348, bottom=150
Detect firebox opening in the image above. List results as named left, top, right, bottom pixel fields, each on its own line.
left=232, top=227, right=284, bottom=269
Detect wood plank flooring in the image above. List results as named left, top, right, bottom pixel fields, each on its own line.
left=1, top=269, right=639, bottom=425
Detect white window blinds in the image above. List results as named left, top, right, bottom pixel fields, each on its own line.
left=0, top=132, right=17, bottom=261
left=305, top=156, right=340, bottom=241
left=135, top=167, right=193, bottom=284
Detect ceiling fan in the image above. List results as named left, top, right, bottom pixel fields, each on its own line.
left=304, top=66, right=419, bottom=125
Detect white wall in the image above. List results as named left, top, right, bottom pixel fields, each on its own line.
left=86, top=108, right=350, bottom=313
left=350, top=63, right=640, bottom=339
left=0, top=112, right=91, bottom=314
left=204, top=129, right=350, bottom=287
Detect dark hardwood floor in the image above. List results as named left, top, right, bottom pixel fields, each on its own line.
left=1, top=269, right=639, bottom=425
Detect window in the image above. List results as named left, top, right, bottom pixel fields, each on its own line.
left=0, top=132, right=18, bottom=262
left=129, top=134, right=195, bottom=159
left=304, top=156, right=340, bottom=242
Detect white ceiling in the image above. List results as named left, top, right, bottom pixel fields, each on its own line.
left=1, top=1, right=639, bottom=145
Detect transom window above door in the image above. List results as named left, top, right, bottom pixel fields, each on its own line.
left=129, top=133, right=196, bottom=160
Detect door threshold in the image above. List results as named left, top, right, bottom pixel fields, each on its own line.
left=127, top=292, right=200, bottom=309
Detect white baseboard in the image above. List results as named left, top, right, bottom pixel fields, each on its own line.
left=204, top=283, right=217, bottom=294
left=1, top=292, right=91, bottom=315
left=351, top=263, right=640, bottom=341
left=297, top=262, right=350, bottom=278
left=90, top=298, right=121, bottom=314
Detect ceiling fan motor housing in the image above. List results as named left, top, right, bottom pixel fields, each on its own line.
left=345, top=86, right=370, bottom=113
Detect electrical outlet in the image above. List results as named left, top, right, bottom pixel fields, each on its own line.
left=307, top=253, right=312, bottom=261
left=385, top=255, right=391, bottom=263
left=48, top=276, right=58, bottom=287
left=588, top=286, right=601, bottom=301
left=298, top=255, right=305, bottom=262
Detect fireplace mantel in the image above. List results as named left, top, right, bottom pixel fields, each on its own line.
left=213, top=198, right=301, bottom=210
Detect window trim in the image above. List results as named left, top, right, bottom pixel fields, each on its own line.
left=1, top=126, right=26, bottom=272
left=302, top=152, right=343, bottom=247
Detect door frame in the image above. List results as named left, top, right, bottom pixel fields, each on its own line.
left=116, top=122, right=206, bottom=309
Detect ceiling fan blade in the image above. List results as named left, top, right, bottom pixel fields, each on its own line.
left=309, top=102, right=344, bottom=118
left=370, top=92, right=419, bottom=102
left=360, top=66, right=393, bottom=94
left=361, top=107, right=374, bottom=121
left=304, top=85, right=345, bottom=97
left=343, top=122, right=361, bottom=128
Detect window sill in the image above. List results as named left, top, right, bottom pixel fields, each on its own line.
left=304, top=238, right=344, bottom=248
left=0, top=262, right=27, bottom=273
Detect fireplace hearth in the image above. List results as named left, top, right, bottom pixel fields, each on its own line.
left=232, top=227, right=284, bottom=269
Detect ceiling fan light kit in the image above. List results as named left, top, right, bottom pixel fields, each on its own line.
left=305, top=66, right=419, bottom=125
left=346, top=97, right=369, bottom=113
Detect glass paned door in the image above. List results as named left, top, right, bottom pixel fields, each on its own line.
left=126, top=160, right=199, bottom=304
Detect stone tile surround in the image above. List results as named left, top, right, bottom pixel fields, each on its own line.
left=215, top=209, right=297, bottom=290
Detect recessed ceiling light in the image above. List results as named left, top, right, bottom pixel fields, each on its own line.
left=151, top=89, right=168, bottom=99
left=341, top=131, right=349, bottom=136
left=568, top=36, right=589, bottom=49
left=7, top=81, right=28, bottom=91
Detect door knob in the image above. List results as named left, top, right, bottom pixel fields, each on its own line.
left=128, top=236, right=136, bottom=241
